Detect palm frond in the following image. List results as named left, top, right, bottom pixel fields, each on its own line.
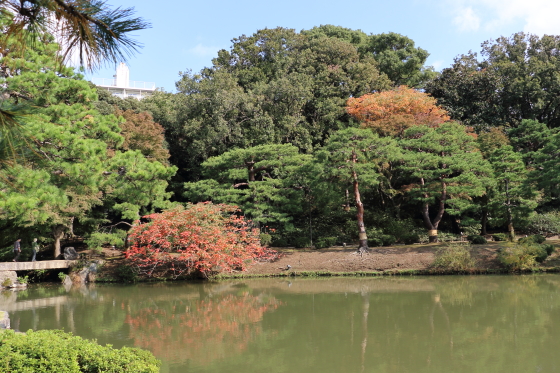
left=0, top=0, right=150, bottom=70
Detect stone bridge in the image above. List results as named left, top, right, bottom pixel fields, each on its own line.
left=0, top=260, right=77, bottom=271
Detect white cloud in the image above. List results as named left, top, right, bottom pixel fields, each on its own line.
left=448, top=0, right=560, bottom=35
left=187, top=44, right=222, bottom=57
left=453, top=7, right=481, bottom=32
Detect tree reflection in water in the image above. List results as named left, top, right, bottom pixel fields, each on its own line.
left=7, top=276, right=560, bottom=373
left=124, top=292, right=281, bottom=364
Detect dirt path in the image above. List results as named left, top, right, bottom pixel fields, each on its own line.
left=245, top=241, right=560, bottom=275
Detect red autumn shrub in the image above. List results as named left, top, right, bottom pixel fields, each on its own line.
left=125, top=203, right=268, bottom=278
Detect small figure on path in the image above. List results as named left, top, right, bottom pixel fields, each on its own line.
left=31, top=238, right=39, bottom=262
left=13, top=239, right=21, bottom=262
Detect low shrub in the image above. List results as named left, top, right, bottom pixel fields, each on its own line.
left=418, top=234, right=430, bottom=244
left=492, top=233, right=509, bottom=242
left=259, top=233, right=272, bottom=247
left=461, top=223, right=482, bottom=237
left=533, top=245, right=549, bottom=263
left=383, top=218, right=420, bottom=242
left=0, top=329, right=159, bottom=372
left=432, top=243, right=475, bottom=271
left=525, top=212, right=560, bottom=237
left=368, top=237, right=383, bottom=247
left=117, top=265, right=139, bottom=283
left=270, top=238, right=289, bottom=247
left=314, top=237, right=337, bottom=249
left=533, top=234, right=546, bottom=244
left=402, top=233, right=420, bottom=245
left=518, top=234, right=546, bottom=245
left=293, top=237, right=310, bottom=249
left=498, top=244, right=544, bottom=270
left=84, top=229, right=127, bottom=251
left=381, top=234, right=396, bottom=247
left=498, top=237, right=555, bottom=270
left=17, top=276, right=28, bottom=285
left=438, top=232, right=459, bottom=242
left=125, top=203, right=266, bottom=278
left=467, top=235, right=487, bottom=244
left=542, top=243, right=556, bottom=256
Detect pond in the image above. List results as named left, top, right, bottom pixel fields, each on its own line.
left=2, top=275, right=560, bottom=373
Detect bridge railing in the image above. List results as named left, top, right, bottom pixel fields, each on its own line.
left=0, top=260, right=77, bottom=271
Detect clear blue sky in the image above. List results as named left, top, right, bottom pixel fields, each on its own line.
left=86, top=0, right=560, bottom=92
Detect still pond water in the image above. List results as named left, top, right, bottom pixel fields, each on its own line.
left=2, top=275, right=560, bottom=373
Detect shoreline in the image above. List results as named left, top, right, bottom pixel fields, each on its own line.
left=88, top=240, right=560, bottom=282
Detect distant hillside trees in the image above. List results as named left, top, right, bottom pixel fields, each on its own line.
left=143, top=26, right=436, bottom=184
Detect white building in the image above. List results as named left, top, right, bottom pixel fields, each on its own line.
left=91, top=63, right=155, bottom=99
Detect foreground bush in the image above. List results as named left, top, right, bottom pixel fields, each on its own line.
left=467, top=235, right=487, bottom=244
left=432, top=243, right=475, bottom=271
left=498, top=241, right=554, bottom=271
left=525, top=212, right=560, bottom=236
left=518, top=234, right=546, bottom=245
left=0, top=329, right=159, bottom=372
left=314, top=237, right=337, bottom=249
left=492, top=233, right=509, bottom=242
left=126, top=203, right=271, bottom=279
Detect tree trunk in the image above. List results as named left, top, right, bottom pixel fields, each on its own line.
left=52, top=224, right=66, bottom=259
left=420, top=179, right=447, bottom=243
left=352, top=151, right=368, bottom=253
left=505, top=180, right=515, bottom=241
left=481, top=205, right=488, bottom=236
left=68, top=217, right=75, bottom=237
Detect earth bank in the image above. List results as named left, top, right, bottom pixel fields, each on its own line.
left=87, top=240, right=560, bottom=281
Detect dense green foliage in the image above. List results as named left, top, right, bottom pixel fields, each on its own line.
left=3, top=12, right=560, bottom=261
left=0, top=329, right=160, bottom=372
left=0, top=16, right=175, bottom=257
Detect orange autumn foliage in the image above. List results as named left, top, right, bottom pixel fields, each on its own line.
left=346, top=86, right=450, bottom=137
left=125, top=203, right=273, bottom=279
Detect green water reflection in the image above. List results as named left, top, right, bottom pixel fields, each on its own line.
left=3, top=275, right=560, bottom=373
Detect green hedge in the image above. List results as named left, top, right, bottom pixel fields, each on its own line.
left=492, top=233, right=509, bottom=242
left=0, top=329, right=159, bottom=373
left=467, top=235, right=487, bottom=244
left=314, top=237, right=338, bottom=249
left=518, top=234, right=546, bottom=245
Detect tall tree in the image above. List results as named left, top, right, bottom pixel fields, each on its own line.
left=486, top=145, right=538, bottom=240
left=115, top=109, right=170, bottom=164
left=398, top=123, right=492, bottom=242
left=0, top=1, right=149, bottom=155
left=0, top=31, right=175, bottom=257
left=150, top=27, right=391, bottom=183
left=184, top=144, right=310, bottom=228
left=303, top=26, right=436, bottom=88
left=427, top=33, right=560, bottom=132
left=315, top=128, right=400, bottom=252
left=532, top=130, right=560, bottom=209
left=365, top=32, right=436, bottom=88
left=508, top=119, right=557, bottom=167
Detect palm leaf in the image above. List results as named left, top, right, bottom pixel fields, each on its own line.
left=0, top=0, right=150, bottom=70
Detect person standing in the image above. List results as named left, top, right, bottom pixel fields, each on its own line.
left=13, top=239, right=21, bottom=262
left=31, top=238, right=39, bottom=262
